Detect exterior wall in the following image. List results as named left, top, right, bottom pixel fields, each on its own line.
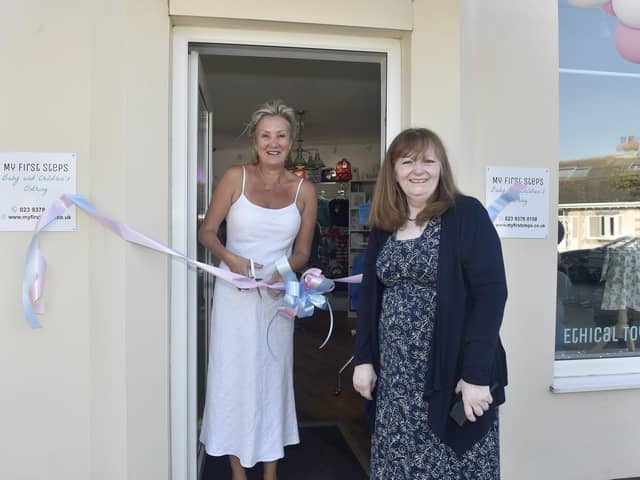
left=0, top=1, right=170, bottom=480
left=409, top=0, right=462, bottom=164
left=2, top=1, right=639, bottom=480
left=460, top=2, right=640, bottom=479
left=0, top=2, right=93, bottom=479
left=169, top=0, right=413, bottom=31
left=89, top=2, right=172, bottom=477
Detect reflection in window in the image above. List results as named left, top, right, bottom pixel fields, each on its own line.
left=586, top=214, right=621, bottom=239
left=559, top=166, right=591, bottom=180
left=557, top=0, right=640, bottom=359
left=557, top=222, right=640, bottom=358
left=556, top=148, right=640, bottom=359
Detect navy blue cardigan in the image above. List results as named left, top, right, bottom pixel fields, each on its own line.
left=353, top=194, right=508, bottom=454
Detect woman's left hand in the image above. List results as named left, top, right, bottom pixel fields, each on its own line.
left=266, top=271, right=283, bottom=297
left=455, top=379, right=493, bottom=423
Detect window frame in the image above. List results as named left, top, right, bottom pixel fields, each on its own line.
left=554, top=205, right=640, bottom=392
left=556, top=69, right=640, bottom=393
left=552, top=357, right=640, bottom=393
left=584, top=213, right=621, bottom=239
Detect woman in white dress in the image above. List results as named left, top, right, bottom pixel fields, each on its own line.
left=198, top=99, right=317, bottom=480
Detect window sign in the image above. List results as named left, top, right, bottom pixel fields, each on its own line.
left=486, top=166, right=549, bottom=239
left=0, top=152, right=76, bottom=231
left=557, top=0, right=640, bottom=362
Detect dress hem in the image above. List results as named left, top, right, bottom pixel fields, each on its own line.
left=202, top=439, right=301, bottom=469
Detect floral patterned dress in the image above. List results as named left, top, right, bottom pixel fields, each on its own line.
left=370, top=218, right=500, bottom=480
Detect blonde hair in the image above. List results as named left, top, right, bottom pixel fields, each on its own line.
left=368, top=128, right=459, bottom=231
left=245, top=99, right=297, bottom=164
left=245, top=100, right=298, bottom=139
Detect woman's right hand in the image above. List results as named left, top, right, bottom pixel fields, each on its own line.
left=225, top=253, right=262, bottom=277
left=353, top=363, right=377, bottom=400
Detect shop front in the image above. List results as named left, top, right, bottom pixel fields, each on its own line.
left=1, top=1, right=639, bottom=479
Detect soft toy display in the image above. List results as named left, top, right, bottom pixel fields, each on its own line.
left=569, top=0, right=640, bottom=63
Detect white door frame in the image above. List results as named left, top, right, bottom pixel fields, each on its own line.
left=171, top=25, right=402, bottom=480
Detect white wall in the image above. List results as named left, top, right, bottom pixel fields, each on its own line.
left=408, top=0, right=462, bottom=166
left=0, top=1, right=170, bottom=479
left=169, top=0, right=413, bottom=31
left=2, top=1, right=639, bottom=479
left=89, top=1, right=170, bottom=479
left=0, top=1, right=92, bottom=478
left=459, top=1, right=640, bottom=479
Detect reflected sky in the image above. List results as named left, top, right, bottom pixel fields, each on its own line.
left=558, top=0, right=640, bottom=161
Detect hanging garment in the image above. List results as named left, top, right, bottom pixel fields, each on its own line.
left=601, top=241, right=640, bottom=311
left=328, top=198, right=349, bottom=227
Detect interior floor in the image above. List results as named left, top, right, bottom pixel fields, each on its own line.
left=293, top=306, right=372, bottom=472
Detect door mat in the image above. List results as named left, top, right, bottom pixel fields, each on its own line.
left=202, top=423, right=368, bottom=479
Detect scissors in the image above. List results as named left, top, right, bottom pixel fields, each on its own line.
left=250, top=259, right=263, bottom=299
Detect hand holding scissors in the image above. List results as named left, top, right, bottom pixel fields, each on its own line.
left=249, top=258, right=263, bottom=299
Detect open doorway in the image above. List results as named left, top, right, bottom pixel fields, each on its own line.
left=194, top=45, right=383, bottom=478
left=171, top=27, right=401, bottom=480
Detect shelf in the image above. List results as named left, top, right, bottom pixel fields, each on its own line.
left=344, top=177, right=376, bottom=317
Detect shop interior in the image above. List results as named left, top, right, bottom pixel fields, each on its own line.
left=194, top=45, right=384, bottom=477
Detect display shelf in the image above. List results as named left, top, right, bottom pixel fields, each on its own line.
left=348, top=179, right=376, bottom=319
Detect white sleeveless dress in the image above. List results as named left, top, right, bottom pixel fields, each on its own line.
left=200, top=167, right=303, bottom=467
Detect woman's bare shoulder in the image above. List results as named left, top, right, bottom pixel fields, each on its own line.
left=218, top=164, right=244, bottom=184
left=281, top=169, right=301, bottom=184
left=224, top=164, right=244, bottom=178
left=214, top=165, right=245, bottom=198
left=299, top=178, right=317, bottom=198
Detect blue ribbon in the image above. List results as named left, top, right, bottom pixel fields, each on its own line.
left=22, top=197, right=70, bottom=329
left=265, top=257, right=335, bottom=356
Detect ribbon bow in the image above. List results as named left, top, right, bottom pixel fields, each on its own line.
left=272, top=257, right=335, bottom=351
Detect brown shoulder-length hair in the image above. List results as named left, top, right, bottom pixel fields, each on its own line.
left=368, top=128, right=459, bottom=231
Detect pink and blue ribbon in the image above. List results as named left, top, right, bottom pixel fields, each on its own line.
left=23, top=194, right=362, bottom=347
left=271, top=260, right=360, bottom=353
left=274, top=258, right=338, bottom=351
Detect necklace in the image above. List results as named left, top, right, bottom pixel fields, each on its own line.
left=407, top=217, right=416, bottom=222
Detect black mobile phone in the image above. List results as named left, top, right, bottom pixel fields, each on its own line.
left=449, top=395, right=467, bottom=427
left=449, top=383, right=499, bottom=427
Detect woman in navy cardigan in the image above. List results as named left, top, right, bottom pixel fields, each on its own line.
left=353, top=128, right=507, bottom=479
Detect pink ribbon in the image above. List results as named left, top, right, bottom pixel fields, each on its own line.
left=23, top=193, right=362, bottom=329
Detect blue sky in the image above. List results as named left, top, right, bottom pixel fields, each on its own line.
left=559, top=0, right=640, bottom=160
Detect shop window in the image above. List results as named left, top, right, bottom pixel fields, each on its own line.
left=555, top=1, right=640, bottom=391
